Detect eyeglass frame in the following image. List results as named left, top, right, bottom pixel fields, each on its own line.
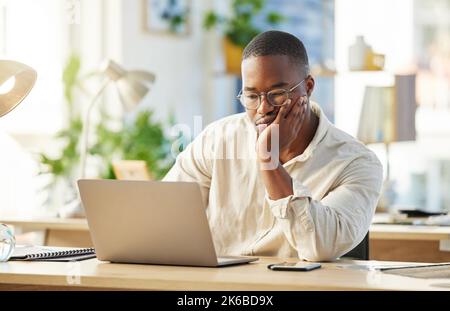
left=237, top=78, right=307, bottom=110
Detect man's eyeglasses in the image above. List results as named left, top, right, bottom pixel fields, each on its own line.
left=237, top=79, right=306, bottom=110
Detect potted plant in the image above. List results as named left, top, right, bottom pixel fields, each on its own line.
left=203, top=0, right=284, bottom=75
left=91, top=109, right=176, bottom=180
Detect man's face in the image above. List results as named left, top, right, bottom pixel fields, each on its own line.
left=241, top=55, right=307, bottom=126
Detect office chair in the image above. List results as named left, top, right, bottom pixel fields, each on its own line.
left=342, top=232, right=369, bottom=260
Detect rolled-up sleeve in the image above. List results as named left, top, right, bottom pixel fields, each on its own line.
left=266, top=153, right=383, bottom=261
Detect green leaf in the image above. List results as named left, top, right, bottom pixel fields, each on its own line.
left=203, top=12, right=219, bottom=29
left=91, top=109, right=178, bottom=180
left=266, top=12, right=284, bottom=25
left=62, top=55, right=81, bottom=108
left=205, top=0, right=285, bottom=48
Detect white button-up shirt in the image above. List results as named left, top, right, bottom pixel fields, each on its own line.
left=164, top=102, right=383, bottom=261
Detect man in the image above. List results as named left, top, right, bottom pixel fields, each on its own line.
left=164, top=30, right=382, bottom=261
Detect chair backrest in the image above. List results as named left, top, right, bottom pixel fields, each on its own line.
left=342, top=232, right=369, bottom=260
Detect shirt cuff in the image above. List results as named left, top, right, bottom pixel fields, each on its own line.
left=266, top=179, right=312, bottom=219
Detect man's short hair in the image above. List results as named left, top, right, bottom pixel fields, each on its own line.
left=242, top=30, right=310, bottom=75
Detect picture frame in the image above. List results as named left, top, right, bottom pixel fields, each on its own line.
left=142, top=0, right=191, bottom=36
left=112, top=160, right=152, bottom=181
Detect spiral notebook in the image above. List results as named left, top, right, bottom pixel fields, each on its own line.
left=10, top=245, right=96, bottom=262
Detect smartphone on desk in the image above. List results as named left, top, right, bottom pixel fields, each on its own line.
left=268, top=262, right=322, bottom=271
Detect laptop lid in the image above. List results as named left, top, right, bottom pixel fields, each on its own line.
left=78, top=179, right=219, bottom=267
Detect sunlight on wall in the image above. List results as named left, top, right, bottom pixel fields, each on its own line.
left=0, top=0, right=66, bottom=136
left=0, top=132, right=40, bottom=217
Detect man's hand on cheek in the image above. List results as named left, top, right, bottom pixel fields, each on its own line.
left=256, top=96, right=307, bottom=166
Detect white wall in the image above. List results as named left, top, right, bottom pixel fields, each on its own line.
left=110, top=0, right=221, bottom=129
left=0, top=0, right=67, bottom=135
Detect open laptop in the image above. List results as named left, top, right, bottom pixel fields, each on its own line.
left=77, top=179, right=258, bottom=267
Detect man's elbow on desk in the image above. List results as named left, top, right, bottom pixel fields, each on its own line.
left=296, top=240, right=346, bottom=262
left=299, top=244, right=355, bottom=262
left=293, top=224, right=364, bottom=262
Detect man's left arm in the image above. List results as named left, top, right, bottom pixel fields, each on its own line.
left=262, top=154, right=383, bottom=261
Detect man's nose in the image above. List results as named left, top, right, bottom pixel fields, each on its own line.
left=256, top=94, right=274, bottom=115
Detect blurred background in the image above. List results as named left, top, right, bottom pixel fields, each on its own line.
left=0, top=0, right=449, bottom=219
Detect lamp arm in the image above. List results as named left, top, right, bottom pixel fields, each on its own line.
left=79, top=78, right=111, bottom=179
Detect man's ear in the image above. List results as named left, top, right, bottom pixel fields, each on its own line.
left=306, top=75, right=315, bottom=97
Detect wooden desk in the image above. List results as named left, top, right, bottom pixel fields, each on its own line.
left=0, top=257, right=448, bottom=291
left=1, top=218, right=92, bottom=248
left=369, top=224, right=450, bottom=263
left=3, top=217, right=450, bottom=263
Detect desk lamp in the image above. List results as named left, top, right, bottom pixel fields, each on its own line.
left=79, top=60, right=156, bottom=179
left=0, top=60, right=36, bottom=117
